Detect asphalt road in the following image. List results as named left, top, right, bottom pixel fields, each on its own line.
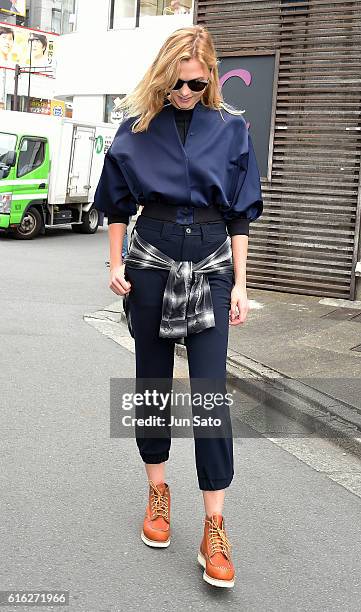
left=1, top=225, right=361, bottom=612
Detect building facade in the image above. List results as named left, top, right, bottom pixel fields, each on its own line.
left=54, top=0, right=193, bottom=123
left=194, top=0, right=361, bottom=300
left=0, top=0, right=76, bottom=115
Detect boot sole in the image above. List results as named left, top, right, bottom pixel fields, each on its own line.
left=197, top=551, right=235, bottom=588
left=141, top=530, right=170, bottom=548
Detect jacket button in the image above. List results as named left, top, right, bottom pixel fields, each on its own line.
left=186, top=228, right=191, bottom=234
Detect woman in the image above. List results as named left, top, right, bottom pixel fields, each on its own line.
left=94, top=25, right=263, bottom=589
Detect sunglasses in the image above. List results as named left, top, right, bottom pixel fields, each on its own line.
left=171, top=78, right=209, bottom=92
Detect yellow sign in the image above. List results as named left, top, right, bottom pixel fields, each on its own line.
left=50, top=99, right=65, bottom=117
left=28, top=98, right=66, bottom=117
left=0, top=1, right=26, bottom=18
left=29, top=98, right=50, bottom=115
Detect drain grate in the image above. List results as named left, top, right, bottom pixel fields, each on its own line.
left=321, top=308, right=361, bottom=321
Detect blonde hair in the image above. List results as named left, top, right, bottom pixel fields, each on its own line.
left=115, top=25, right=245, bottom=133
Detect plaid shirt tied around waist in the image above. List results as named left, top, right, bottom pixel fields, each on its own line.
left=123, top=229, right=234, bottom=341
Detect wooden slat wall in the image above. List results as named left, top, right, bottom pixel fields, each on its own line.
left=195, top=0, right=361, bottom=298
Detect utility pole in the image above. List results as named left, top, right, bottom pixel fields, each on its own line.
left=26, top=36, right=35, bottom=113
left=0, top=68, right=6, bottom=110
left=14, top=64, right=20, bottom=111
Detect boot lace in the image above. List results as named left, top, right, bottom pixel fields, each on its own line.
left=149, top=480, right=169, bottom=521
left=206, top=515, right=232, bottom=558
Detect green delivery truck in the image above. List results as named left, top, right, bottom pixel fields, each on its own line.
left=0, top=110, right=118, bottom=239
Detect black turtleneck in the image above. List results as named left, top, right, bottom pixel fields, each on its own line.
left=172, top=105, right=194, bottom=145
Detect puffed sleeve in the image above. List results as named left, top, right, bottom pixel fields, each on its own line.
left=223, top=131, right=263, bottom=237
left=93, top=150, right=138, bottom=226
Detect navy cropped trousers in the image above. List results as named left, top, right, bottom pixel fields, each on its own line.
left=124, top=214, right=234, bottom=491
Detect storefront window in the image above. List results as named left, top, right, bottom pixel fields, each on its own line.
left=109, top=0, right=137, bottom=30
left=104, top=94, right=126, bottom=124
left=109, top=0, right=192, bottom=29
left=51, top=9, right=62, bottom=35
left=143, top=1, right=192, bottom=17
left=51, top=0, right=77, bottom=35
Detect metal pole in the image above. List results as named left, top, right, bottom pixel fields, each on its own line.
left=135, top=0, right=140, bottom=27
left=0, top=68, right=5, bottom=110
left=27, top=38, right=33, bottom=113
left=14, top=64, right=20, bottom=111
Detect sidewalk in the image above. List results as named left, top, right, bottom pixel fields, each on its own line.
left=219, top=288, right=361, bottom=454
left=228, top=288, right=361, bottom=410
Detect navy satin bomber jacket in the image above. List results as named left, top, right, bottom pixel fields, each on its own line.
left=93, top=100, right=263, bottom=235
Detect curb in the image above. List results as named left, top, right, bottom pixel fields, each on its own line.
left=117, top=307, right=361, bottom=460
left=225, top=351, right=361, bottom=459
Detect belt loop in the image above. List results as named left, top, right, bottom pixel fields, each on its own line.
left=200, top=223, right=209, bottom=241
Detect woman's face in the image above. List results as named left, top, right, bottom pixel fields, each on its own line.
left=30, top=39, right=45, bottom=57
left=0, top=33, right=14, bottom=57
left=168, top=58, right=210, bottom=110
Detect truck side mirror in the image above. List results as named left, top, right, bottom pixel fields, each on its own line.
left=5, top=151, right=16, bottom=167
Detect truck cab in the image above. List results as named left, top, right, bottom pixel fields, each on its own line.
left=0, top=131, right=50, bottom=238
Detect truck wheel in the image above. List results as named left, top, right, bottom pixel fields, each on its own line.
left=72, top=207, right=99, bottom=234
left=13, top=207, right=43, bottom=240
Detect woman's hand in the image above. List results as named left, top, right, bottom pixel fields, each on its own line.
left=109, top=263, right=131, bottom=296
left=229, top=284, right=249, bottom=326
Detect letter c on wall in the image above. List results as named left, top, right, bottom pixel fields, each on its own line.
left=220, top=69, right=252, bottom=129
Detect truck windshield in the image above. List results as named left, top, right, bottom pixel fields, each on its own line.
left=0, top=132, right=17, bottom=179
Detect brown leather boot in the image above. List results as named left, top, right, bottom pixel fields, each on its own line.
left=141, top=480, right=171, bottom=548
left=198, top=513, right=235, bottom=587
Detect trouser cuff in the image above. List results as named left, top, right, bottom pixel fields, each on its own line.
left=141, top=451, right=169, bottom=464
left=198, top=474, right=234, bottom=491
